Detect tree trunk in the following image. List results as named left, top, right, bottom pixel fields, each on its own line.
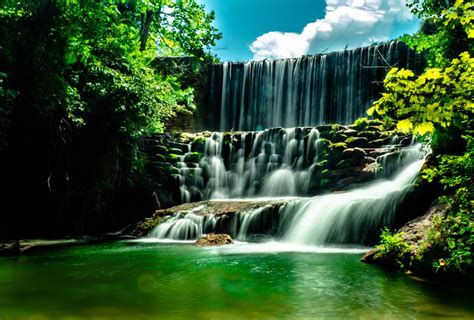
left=140, top=10, right=153, bottom=51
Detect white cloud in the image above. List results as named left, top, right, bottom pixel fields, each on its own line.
left=250, top=0, right=415, bottom=60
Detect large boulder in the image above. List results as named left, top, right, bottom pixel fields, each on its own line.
left=195, top=234, right=234, bottom=246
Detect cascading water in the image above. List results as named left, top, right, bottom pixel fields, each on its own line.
left=150, top=145, right=428, bottom=245
left=202, top=41, right=424, bottom=131
left=281, top=158, right=425, bottom=245
left=177, top=127, right=323, bottom=202
left=147, top=41, right=427, bottom=246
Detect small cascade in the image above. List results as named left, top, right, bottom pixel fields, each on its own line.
left=202, top=41, right=424, bottom=131
left=281, top=158, right=425, bottom=245
left=149, top=205, right=218, bottom=240
left=178, top=127, right=324, bottom=201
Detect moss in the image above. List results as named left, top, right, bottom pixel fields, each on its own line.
left=184, top=152, right=202, bottom=163
left=332, top=132, right=348, bottom=143
left=328, top=142, right=347, bottom=153
left=352, top=117, right=370, bottom=130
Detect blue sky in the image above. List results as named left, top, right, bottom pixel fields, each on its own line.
left=197, top=0, right=420, bottom=62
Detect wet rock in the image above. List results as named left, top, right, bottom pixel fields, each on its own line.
left=400, top=136, right=413, bottom=146
left=361, top=248, right=380, bottom=263
left=195, top=233, right=234, bottom=246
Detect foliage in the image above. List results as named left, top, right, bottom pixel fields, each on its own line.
left=376, top=228, right=412, bottom=268
left=402, top=0, right=473, bottom=67
left=0, top=0, right=220, bottom=234
left=368, top=52, right=473, bottom=136
left=371, top=0, right=473, bottom=276
left=420, top=190, right=473, bottom=273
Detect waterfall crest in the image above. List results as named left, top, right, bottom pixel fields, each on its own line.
left=203, top=41, right=423, bottom=131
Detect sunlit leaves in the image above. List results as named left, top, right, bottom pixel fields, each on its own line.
left=369, top=52, right=474, bottom=136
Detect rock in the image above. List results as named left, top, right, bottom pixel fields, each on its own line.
left=360, top=162, right=379, bottom=179
left=360, top=157, right=376, bottom=166
left=316, top=124, right=333, bottom=132
left=195, top=234, right=234, bottom=246
left=143, top=145, right=168, bottom=155
left=398, top=204, right=448, bottom=253
left=168, top=148, right=184, bottom=156
left=332, top=132, right=348, bottom=143
left=343, top=147, right=366, bottom=161
left=361, top=248, right=380, bottom=263
left=346, top=137, right=369, bottom=148
left=183, top=152, right=202, bottom=163
left=336, top=158, right=358, bottom=169
left=368, top=137, right=391, bottom=148
left=369, top=149, right=391, bottom=158
left=342, top=129, right=359, bottom=137
left=400, top=136, right=413, bottom=146
left=328, top=142, right=347, bottom=153
left=357, top=131, right=382, bottom=141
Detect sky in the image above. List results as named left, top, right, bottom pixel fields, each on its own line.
left=197, top=0, right=420, bottom=62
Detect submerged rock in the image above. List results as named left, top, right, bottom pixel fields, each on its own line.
left=195, top=234, right=233, bottom=246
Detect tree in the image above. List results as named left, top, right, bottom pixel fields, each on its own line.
left=0, top=0, right=220, bottom=236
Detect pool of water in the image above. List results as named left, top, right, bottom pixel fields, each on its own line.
left=0, top=241, right=472, bottom=319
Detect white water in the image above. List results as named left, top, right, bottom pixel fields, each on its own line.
left=282, top=159, right=425, bottom=245
left=177, top=128, right=323, bottom=202
left=206, top=42, right=422, bottom=131
left=149, top=145, right=426, bottom=245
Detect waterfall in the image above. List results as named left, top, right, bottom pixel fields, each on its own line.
left=177, top=127, right=324, bottom=201
left=281, top=159, right=425, bottom=245
left=150, top=145, right=426, bottom=245
left=202, top=41, right=423, bottom=131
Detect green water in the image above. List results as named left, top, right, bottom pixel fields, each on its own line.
left=0, top=241, right=472, bottom=319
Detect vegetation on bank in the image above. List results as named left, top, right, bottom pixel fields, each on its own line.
left=0, top=0, right=220, bottom=237
left=370, top=0, right=473, bottom=276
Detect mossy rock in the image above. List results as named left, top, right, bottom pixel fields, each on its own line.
left=357, top=131, right=382, bottom=141
left=183, top=152, right=202, bottom=163
left=191, top=139, right=206, bottom=153
left=366, top=126, right=383, bottom=132
left=336, top=158, right=359, bottom=169
left=368, top=137, right=392, bottom=148
left=153, top=154, right=167, bottom=163
left=168, top=147, right=184, bottom=155
left=316, top=124, right=333, bottom=132
left=328, top=142, right=347, bottom=153
left=350, top=117, right=370, bottom=130
left=318, top=130, right=332, bottom=140
left=342, top=129, right=359, bottom=137
left=143, top=145, right=168, bottom=155
left=316, top=138, right=331, bottom=152
left=345, top=136, right=369, bottom=148
left=166, top=153, right=181, bottom=163
left=179, top=132, right=196, bottom=144
left=343, top=148, right=366, bottom=161
left=332, top=132, right=348, bottom=143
